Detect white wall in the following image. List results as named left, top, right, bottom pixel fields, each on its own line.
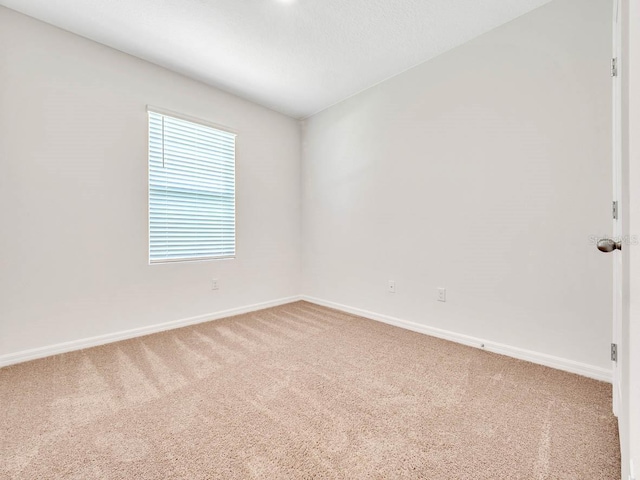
left=0, top=7, right=301, bottom=357
left=0, top=0, right=617, bottom=383
left=301, top=0, right=612, bottom=372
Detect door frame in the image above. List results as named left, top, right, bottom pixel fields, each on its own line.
left=612, top=0, right=623, bottom=416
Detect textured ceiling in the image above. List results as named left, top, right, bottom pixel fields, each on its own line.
left=1, top=0, right=552, bottom=118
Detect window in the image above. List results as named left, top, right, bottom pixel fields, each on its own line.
left=148, top=109, right=236, bottom=263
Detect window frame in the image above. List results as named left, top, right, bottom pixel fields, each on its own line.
left=146, top=106, right=237, bottom=265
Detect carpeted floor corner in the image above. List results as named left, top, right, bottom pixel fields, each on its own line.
left=0, top=301, right=620, bottom=479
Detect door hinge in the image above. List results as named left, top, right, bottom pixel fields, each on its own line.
left=611, top=57, right=618, bottom=77
left=611, top=343, right=618, bottom=362
left=613, top=201, right=618, bottom=220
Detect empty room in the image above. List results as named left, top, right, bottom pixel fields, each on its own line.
left=1, top=0, right=639, bottom=478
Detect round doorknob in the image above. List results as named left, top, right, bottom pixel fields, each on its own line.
left=597, top=238, right=622, bottom=252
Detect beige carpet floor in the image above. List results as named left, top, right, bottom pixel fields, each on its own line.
left=1, top=301, right=620, bottom=479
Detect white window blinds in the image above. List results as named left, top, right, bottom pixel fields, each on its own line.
left=148, top=110, right=236, bottom=263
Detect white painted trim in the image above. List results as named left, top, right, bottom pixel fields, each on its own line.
left=0, top=296, right=302, bottom=368
left=302, top=296, right=613, bottom=383
left=2, top=293, right=612, bottom=384
left=146, top=105, right=238, bottom=135
left=611, top=0, right=623, bottom=418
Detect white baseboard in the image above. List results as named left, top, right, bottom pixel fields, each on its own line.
left=301, top=295, right=613, bottom=383
left=2, top=294, right=612, bottom=384
left=0, top=296, right=302, bottom=368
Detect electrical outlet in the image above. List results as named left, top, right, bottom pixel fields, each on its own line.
left=437, top=287, right=446, bottom=302
left=211, top=279, right=219, bottom=291
left=388, top=280, right=396, bottom=293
